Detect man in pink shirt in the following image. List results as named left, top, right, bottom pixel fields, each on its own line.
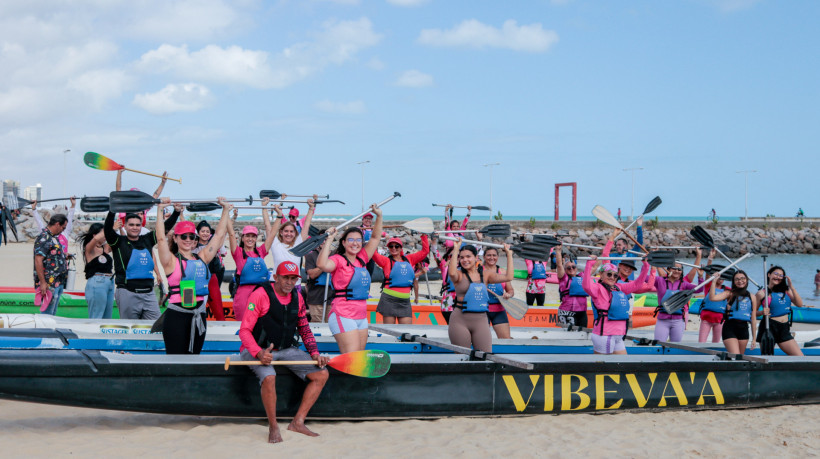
left=238, top=261, right=330, bottom=443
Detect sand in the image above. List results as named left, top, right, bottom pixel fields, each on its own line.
left=2, top=241, right=820, bottom=456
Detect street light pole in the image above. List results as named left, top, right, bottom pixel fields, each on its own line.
left=356, top=160, right=370, bottom=212
left=63, top=149, right=71, bottom=197
left=483, top=162, right=500, bottom=220
left=622, top=167, right=643, bottom=220
left=736, top=170, right=757, bottom=220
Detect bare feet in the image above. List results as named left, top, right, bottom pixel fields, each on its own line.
left=268, top=425, right=283, bottom=443
left=288, top=420, right=319, bottom=437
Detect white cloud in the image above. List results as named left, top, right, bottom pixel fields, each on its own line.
left=367, top=57, right=385, bottom=70
left=67, top=69, right=131, bottom=110
left=394, top=70, right=433, bottom=88
left=133, top=83, right=212, bottom=114
left=124, top=0, right=249, bottom=42
left=315, top=100, right=366, bottom=114
left=136, top=17, right=382, bottom=89
left=386, top=0, right=430, bottom=7
left=418, top=19, right=558, bottom=52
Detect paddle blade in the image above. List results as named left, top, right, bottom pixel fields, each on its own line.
left=308, top=225, right=321, bottom=237
left=703, top=263, right=736, bottom=282
left=643, top=196, right=662, bottom=215
left=662, top=290, right=695, bottom=314
left=511, top=242, right=551, bottom=262
left=532, top=234, right=560, bottom=247
left=328, top=350, right=391, bottom=378
left=259, top=190, right=282, bottom=200
left=289, top=233, right=329, bottom=257
left=489, top=291, right=528, bottom=320
left=592, top=205, right=621, bottom=229
left=4, top=208, right=18, bottom=241
left=108, top=190, right=159, bottom=213
left=479, top=224, right=511, bottom=238
left=402, top=217, right=434, bottom=233
left=84, top=152, right=124, bottom=171
left=80, top=196, right=110, bottom=212
left=690, top=226, right=714, bottom=248
left=471, top=205, right=491, bottom=211
left=646, top=250, right=677, bottom=268
left=186, top=202, right=221, bottom=212
left=760, top=327, right=775, bottom=355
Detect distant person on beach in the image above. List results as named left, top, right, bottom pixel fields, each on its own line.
left=797, top=208, right=805, bottom=218
left=710, top=208, right=717, bottom=220
left=617, top=208, right=621, bottom=221
left=815, top=270, right=820, bottom=291
left=238, top=261, right=330, bottom=443
left=104, top=199, right=180, bottom=320
left=115, top=169, right=168, bottom=236
left=31, top=197, right=76, bottom=254
left=33, top=213, right=69, bottom=315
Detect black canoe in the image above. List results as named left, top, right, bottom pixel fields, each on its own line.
left=0, top=350, right=819, bottom=418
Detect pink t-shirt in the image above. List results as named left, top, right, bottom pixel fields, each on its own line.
left=232, top=245, right=269, bottom=275
left=558, top=274, right=589, bottom=312
left=329, top=252, right=371, bottom=319
left=582, top=260, right=649, bottom=336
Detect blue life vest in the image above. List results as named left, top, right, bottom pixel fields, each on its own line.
left=333, top=255, right=371, bottom=301
left=386, top=256, right=415, bottom=288
left=702, top=287, right=728, bottom=313
left=768, top=292, right=792, bottom=318
left=362, top=228, right=373, bottom=243
left=238, top=248, right=269, bottom=285
left=455, top=269, right=489, bottom=313
left=486, top=266, right=504, bottom=304
left=660, top=279, right=684, bottom=316
left=592, top=287, right=630, bottom=327
left=168, top=255, right=210, bottom=298
left=567, top=276, right=589, bottom=297
left=531, top=261, right=547, bottom=280
left=728, top=295, right=752, bottom=322
left=316, top=272, right=330, bottom=286
left=125, top=248, right=154, bottom=281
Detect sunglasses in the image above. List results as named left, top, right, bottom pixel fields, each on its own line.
left=346, top=238, right=363, bottom=244
left=668, top=267, right=683, bottom=272
left=178, top=234, right=197, bottom=241
left=771, top=273, right=785, bottom=279
left=566, top=265, right=576, bottom=269
left=387, top=244, right=402, bottom=249
left=603, top=272, right=618, bottom=278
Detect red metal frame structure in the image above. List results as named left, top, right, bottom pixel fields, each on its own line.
left=554, top=182, right=577, bottom=221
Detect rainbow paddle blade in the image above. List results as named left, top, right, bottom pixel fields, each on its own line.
left=328, top=350, right=391, bottom=378
left=84, top=152, right=124, bottom=171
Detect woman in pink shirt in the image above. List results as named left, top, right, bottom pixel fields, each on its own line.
left=483, top=247, right=515, bottom=339
left=582, top=255, right=649, bottom=355
left=554, top=245, right=589, bottom=328
left=316, top=204, right=384, bottom=353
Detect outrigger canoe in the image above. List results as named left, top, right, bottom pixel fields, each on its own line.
left=0, top=349, right=819, bottom=418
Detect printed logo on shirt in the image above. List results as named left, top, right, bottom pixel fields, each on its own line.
left=248, top=302, right=255, bottom=311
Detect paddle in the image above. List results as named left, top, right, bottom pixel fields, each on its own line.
left=661, top=252, right=754, bottom=314
left=760, top=255, right=775, bottom=356
left=432, top=204, right=491, bottom=211
left=703, top=263, right=737, bottom=282
left=223, top=349, right=391, bottom=378
left=623, top=196, right=662, bottom=231
left=578, top=251, right=676, bottom=268
left=3, top=207, right=18, bottom=242
left=528, top=234, right=600, bottom=251
left=288, top=192, right=401, bottom=258
left=16, top=197, right=72, bottom=207
left=690, top=226, right=760, bottom=288
left=308, top=224, right=321, bottom=238
left=80, top=196, right=111, bottom=212
left=383, top=217, right=435, bottom=233
left=591, top=205, right=649, bottom=253
left=84, top=152, right=182, bottom=183
left=259, top=190, right=330, bottom=200
left=438, top=236, right=552, bottom=262
left=0, top=208, right=6, bottom=245
left=477, top=223, right=511, bottom=238
left=488, top=290, right=528, bottom=320
left=108, top=190, right=161, bottom=213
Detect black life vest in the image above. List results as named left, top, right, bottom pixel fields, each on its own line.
left=251, top=282, right=300, bottom=351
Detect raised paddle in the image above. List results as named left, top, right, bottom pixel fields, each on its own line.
left=488, top=290, right=528, bottom=320
left=623, top=196, right=662, bottom=231
left=308, top=224, right=321, bottom=238
left=108, top=190, right=161, bottom=213
left=16, top=197, right=73, bottom=207
left=223, top=349, right=391, bottom=378
left=690, top=226, right=761, bottom=288
left=84, top=152, right=182, bottom=183
left=288, top=192, right=402, bottom=258
left=383, top=217, right=435, bottom=233
left=578, top=251, right=676, bottom=268
left=703, top=263, right=737, bottom=282
left=432, top=204, right=491, bottom=211
left=591, top=205, right=649, bottom=253
left=661, top=252, right=754, bottom=314
left=528, top=234, right=601, bottom=251
left=438, top=236, right=552, bottom=262
left=760, top=255, right=776, bottom=356
left=80, top=196, right=111, bottom=212
left=259, top=190, right=330, bottom=200
left=477, top=223, right=512, bottom=238
left=3, top=207, right=18, bottom=242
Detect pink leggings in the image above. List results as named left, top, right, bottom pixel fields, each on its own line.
left=698, top=320, right=723, bottom=343
left=654, top=318, right=685, bottom=342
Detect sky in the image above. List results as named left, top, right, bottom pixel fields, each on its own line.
left=1, top=0, right=818, bottom=219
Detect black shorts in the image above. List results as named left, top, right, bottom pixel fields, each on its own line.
left=557, top=309, right=588, bottom=328
left=487, top=310, right=509, bottom=326
left=721, top=319, right=749, bottom=341
left=756, top=317, right=794, bottom=344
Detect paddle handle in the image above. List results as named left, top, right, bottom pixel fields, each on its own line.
left=123, top=167, right=182, bottom=183
left=224, top=356, right=319, bottom=371
left=439, top=235, right=502, bottom=249
left=714, top=247, right=760, bottom=288
left=620, top=230, right=649, bottom=254
left=694, top=252, right=754, bottom=291
left=333, top=192, right=400, bottom=231
left=432, top=204, right=473, bottom=209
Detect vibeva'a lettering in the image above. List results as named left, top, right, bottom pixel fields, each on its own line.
left=502, top=372, right=725, bottom=412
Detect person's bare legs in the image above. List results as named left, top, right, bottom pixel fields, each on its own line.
left=260, top=376, right=282, bottom=443
left=287, top=369, right=329, bottom=436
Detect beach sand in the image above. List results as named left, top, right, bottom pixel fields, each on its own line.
left=2, top=241, right=820, bottom=456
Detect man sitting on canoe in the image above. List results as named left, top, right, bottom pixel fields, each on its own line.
left=238, top=261, right=330, bottom=443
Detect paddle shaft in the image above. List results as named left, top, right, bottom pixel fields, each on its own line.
left=432, top=204, right=480, bottom=209
left=260, top=191, right=329, bottom=199
left=693, top=252, right=754, bottom=292
left=439, top=235, right=504, bottom=249
left=592, top=205, right=649, bottom=253
left=123, top=167, right=182, bottom=183
left=623, top=197, right=662, bottom=232
left=333, top=193, right=400, bottom=232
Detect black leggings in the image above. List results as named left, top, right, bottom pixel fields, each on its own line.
left=526, top=292, right=545, bottom=306
left=162, top=308, right=208, bottom=354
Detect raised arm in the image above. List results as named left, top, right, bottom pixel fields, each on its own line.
left=786, top=276, right=804, bottom=307
left=115, top=169, right=123, bottom=192
left=316, top=228, right=338, bottom=273
left=486, top=244, right=514, bottom=284
left=460, top=205, right=471, bottom=230
left=300, top=196, right=317, bottom=241
left=198, top=199, right=232, bottom=264
left=154, top=199, right=175, bottom=275
left=555, top=245, right=566, bottom=279
left=363, top=204, right=383, bottom=259
left=447, top=238, right=462, bottom=285
left=228, top=208, right=238, bottom=254
left=152, top=172, right=168, bottom=199
left=84, top=230, right=106, bottom=262
left=709, top=277, right=730, bottom=301
left=685, top=248, right=702, bottom=283
left=104, top=212, right=119, bottom=246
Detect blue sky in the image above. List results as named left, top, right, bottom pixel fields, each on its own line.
left=1, top=0, right=817, bottom=218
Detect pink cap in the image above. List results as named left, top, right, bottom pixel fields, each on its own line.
left=444, top=239, right=454, bottom=249
left=362, top=213, right=374, bottom=219
left=602, top=263, right=618, bottom=272
left=174, top=221, right=196, bottom=235
left=36, top=289, right=53, bottom=312
left=387, top=237, right=403, bottom=247
left=242, top=225, right=259, bottom=235
left=129, top=187, right=140, bottom=191
left=289, top=208, right=299, bottom=217
left=276, top=261, right=300, bottom=277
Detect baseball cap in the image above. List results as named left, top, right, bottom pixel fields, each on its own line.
left=276, top=261, right=300, bottom=277
left=174, top=221, right=196, bottom=235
